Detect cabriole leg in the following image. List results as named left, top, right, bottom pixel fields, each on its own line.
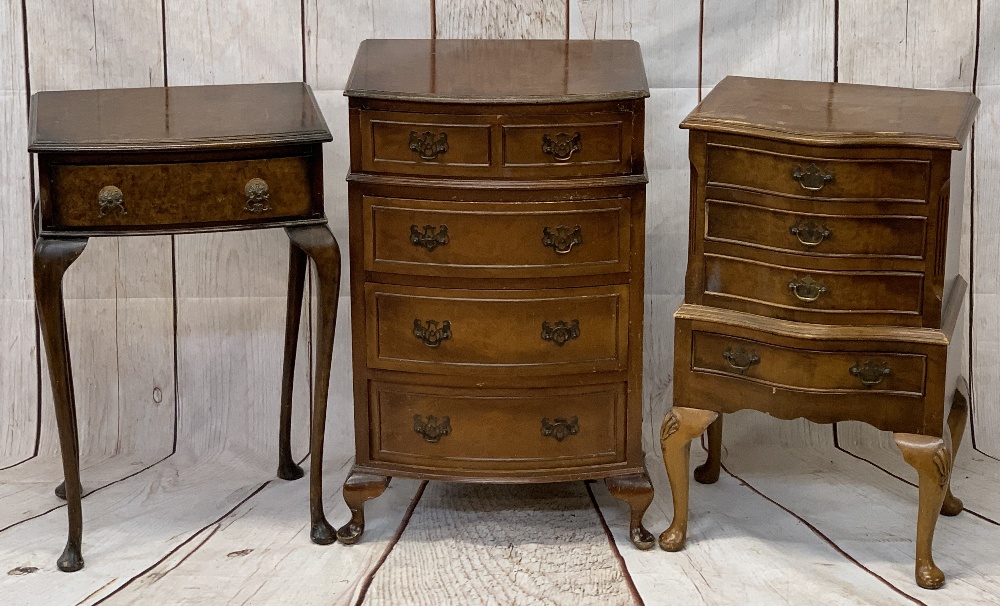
left=941, top=385, right=968, bottom=517
left=605, top=469, right=656, bottom=550
left=336, top=471, right=391, bottom=545
left=276, top=240, right=308, bottom=481
left=895, top=433, right=952, bottom=589
left=659, top=407, right=718, bottom=552
left=694, top=415, right=723, bottom=484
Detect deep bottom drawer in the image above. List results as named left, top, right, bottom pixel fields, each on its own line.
left=370, top=382, right=626, bottom=471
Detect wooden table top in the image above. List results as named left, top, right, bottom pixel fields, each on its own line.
left=29, top=82, right=331, bottom=154
left=682, top=76, right=979, bottom=149
left=344, top=39, right=649, bottom=104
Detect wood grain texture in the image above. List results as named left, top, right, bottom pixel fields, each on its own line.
left=303, top=0, right=431, bottom=90
left=25, top=0, right=175, bottom=462
left=570, top=0, right=701, bottom=88
left=362, top=482, right=636, bottom=605
left=701, top=0, right=835, bottom=87
left=838, top=0, right=978, bottom=89
left=435, top=0, right=568, bottom=39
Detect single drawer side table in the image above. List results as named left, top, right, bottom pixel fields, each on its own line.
left=661, top=76, right=979, bottom=589
left=29, top=82, right=338, bottom=571
left=339, top=39, right=654, bottom=549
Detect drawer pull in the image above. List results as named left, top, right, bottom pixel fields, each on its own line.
left=409, top=131, right=449, bottom=160
left=850, top=360, right=892, bottom=387
left=97, top=185, right=126, bottom=218
left=541, top=416, right=579, bottom=442
left=410, top=224, right=450, bottom=251
left=722, top=346, right=760, bottom=374
left=788, top=276, right=827, bottom=302
left=789, top=220, right=831, bottom=247
left=413, top=414, right=451, bottom=443
left=792, top=163, right=834, bottom=191
left=413, top=319, right=451, bottom=347
left=244, top=178, right=273, bottom=213
left=541, top=132, right=582, bottom=161
left=541, top=320, right=580, bottom=346
left=541, top=225, right=583, bottom=254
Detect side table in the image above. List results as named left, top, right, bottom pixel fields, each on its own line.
left=29, top=82, right=338, bottom=571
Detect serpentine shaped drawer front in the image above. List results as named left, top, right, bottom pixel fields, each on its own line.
left=500, top=112, right=632, bottom=175
left=702, top=254, right=924, bottom=325
left=369, top=381, right=626, bottom=472
left=706, top=140, right=931, bottom=202
left=690, top=331, right=926, bottom=395
left=365, top=283, right=628, bottom=375
left=363, top=195, right=631, bottom=278
left=47, top=156, right=314, bottom=230
left=705, top=198, right=928, bottom=260
left=361, top=111, right=493, bottom=177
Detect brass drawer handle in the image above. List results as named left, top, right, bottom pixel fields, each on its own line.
left=413, top=319, right=451, bottom=347
left=850, top=360, right=891, bottom=387
left=409, top=130, right=448, bottom=160
left=541, top=225, right=582, bottom=254
left=788, top=276, right=827, bottom=302
left=413, top=414, right=451, bottom=443
left=541, top=416, right=579, bottom=442
left=723, top=346, right=760, bottom=374
left=97, top=185, right=126, bottom=218
left=244, top=178, right=273, bottom=213
left=541, top=320, right=580, bottom=346
left=541, top=132, right=582, bottom=161
left=410, top=224, right=449, bottom=251
left=792, top=163, right=834, bottom=191
left=789, top=220, right=831, bottom=247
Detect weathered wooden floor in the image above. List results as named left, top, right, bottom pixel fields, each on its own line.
left=2, top=413, right=998, bottom=605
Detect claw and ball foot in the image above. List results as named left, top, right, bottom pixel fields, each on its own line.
left=659, top=407, right=719, bottom=552
left=336, top=472, right=391, bottom=545
left=940, top=386, right=968, bottom=517
left=693, top=415, right=723, bottom=485
left=895, top=432, right=952, bottom=589
left=605, top=471, right=656, bottom=550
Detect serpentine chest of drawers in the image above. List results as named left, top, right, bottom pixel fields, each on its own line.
left=337, top=39, right=655, bottom=549
left=659, top=76, right=979, bottom=589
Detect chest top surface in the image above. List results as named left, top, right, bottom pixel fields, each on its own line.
left=683, top=76, right=979, bottom=150
left=344, top=39, right=649, bottom=104
left=29, top=82, right=331, bottom=154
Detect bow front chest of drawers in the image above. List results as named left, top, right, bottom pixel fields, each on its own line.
left=338, top=39, right=654, bottom=549
left=659, top=76, right=979, bottom=589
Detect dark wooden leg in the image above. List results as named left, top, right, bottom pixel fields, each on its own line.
left=286, top=225, right=340, bottom=545
left=694, top=414, right=723, bottom=484
left=336, top=471, right=391, bottom=545
left=276, top=241, right=307, bottom=481
left=34, top=237, right=89, bottom=572
left=659, top=406, right=718, bottom=552
left=895, top=433, right=951, bottom=589
left=605, top=469, right=655, bottom=550
left=941, top=384, right=968, bottom=516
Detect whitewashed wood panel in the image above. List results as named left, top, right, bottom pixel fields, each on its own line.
left=569, top=0, right=700, bottom=88
left=24, top=0, right=175, bottom=461
left=436, top=0, right=567, bottom=39
left=838, top=0, right=977, bottom=89
left=701, top=0, right=835, bottom=87
left=100, top=469, right=420, bottom=606
left=724, top=446, right=1000, bottom=602
left=0, top=0, right=36, bottom=464
left=304, top=0, right=431, bottom=90
left=598, top=451, right=914, bottom=605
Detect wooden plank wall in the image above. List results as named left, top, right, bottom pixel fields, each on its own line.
left=0, top=0, right=997, bottom=474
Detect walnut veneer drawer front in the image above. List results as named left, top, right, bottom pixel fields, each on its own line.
left=366, top=284, right=628, bottom=375
left=370, top=382, right=626, bottom=472
left=48, top=156, right=314, bottom=229
left=706, top=143, right=931, bottom=201
left=691, top=331, right=926, bottom=395
left=501, top=113, right=631, bottom=175
left=364, top=196, right=630, bottom=277
left=705, top=199, right=927, bottom=259
left=703, top=254, right=924, bottom=323
left=361, top=112, right=493, bottom=177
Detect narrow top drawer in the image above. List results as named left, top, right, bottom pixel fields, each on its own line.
left=706, top=141, right=931, bottom=202
left=355, top=106, right=639, bottom=179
